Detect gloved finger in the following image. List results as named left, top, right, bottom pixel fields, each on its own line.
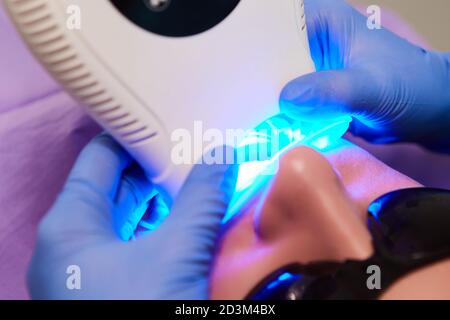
left=303, top=0, right=333, bottom=70
left=37, top=134, right=133, bottom=244
left=303, top=0, right=354, bottom=70
left=348, top=119, right=396, bottom=144
left=156, top=146, right=238, bottom=251
left=113, top=164, right=156, bottom=241
left=280, top=68, right=382, bottom=124
left=65, top=134, right=132, bottom=201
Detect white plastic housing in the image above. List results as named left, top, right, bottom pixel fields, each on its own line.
left=5, top=0, right=314, bottom=200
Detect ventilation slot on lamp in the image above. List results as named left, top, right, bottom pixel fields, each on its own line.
left=299, top=1, right=306, bottom=31
left=14, top=0, right=46, bottom=17
left=8, top=0, right=159, bottom=147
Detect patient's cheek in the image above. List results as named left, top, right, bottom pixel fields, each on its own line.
left=323, top=141, right=423, bottom=216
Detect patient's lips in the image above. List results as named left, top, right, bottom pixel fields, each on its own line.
left=254, top=146, right=373, bottom=261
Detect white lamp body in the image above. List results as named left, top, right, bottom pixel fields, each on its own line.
left=5, top=0, right=314, bottom=199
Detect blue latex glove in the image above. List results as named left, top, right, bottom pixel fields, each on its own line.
left=281, top=0, right=450, bottom=151
left=28, top=134, right=237, bottom=299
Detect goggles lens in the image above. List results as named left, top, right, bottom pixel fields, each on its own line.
left=368, top=188, right=450, bottom=261
left=247, top=188, right=450, bottom=300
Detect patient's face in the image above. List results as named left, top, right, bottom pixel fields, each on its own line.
left=211, top=140, right=450, bottom=299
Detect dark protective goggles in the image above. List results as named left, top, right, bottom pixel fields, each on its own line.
left=245, top=188, right=450, bottom=300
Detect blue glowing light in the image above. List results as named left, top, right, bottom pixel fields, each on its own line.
left=235, top=160, right=274, bottom=192
left=223, top=115, right=352, bottom=224
left=311, top=136, right=331, bottom=150
left=119, top=114, right=352, bottom=238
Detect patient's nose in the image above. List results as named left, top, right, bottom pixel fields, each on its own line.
left=254, top=146, right=372, bottom=262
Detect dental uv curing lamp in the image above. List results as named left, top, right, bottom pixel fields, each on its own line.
left=5, top=0, right=315, bottom=201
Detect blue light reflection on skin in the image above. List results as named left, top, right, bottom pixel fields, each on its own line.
left=223, top=115, right=352, bottom=224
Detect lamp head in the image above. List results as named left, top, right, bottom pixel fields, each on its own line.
left=5, top=0, right=314, bottom=201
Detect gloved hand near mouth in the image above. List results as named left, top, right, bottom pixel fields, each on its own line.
left=280, top=0, right=450, bottom=152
